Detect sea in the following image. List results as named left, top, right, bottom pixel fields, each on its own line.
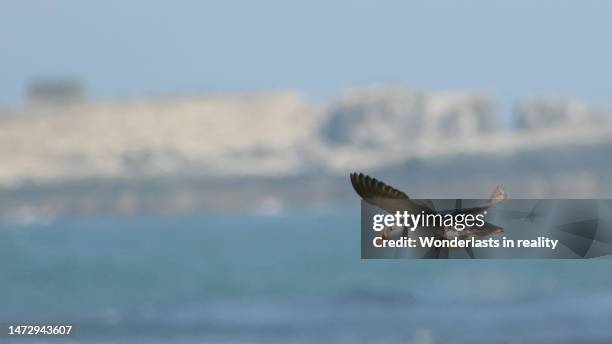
left=1, top=207, right=612, bottom=343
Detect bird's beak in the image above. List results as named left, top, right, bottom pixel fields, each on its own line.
left=494, top=227, right=504, bottom=234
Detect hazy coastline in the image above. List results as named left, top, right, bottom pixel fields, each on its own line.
left=1, top=86, right=611, bottom=220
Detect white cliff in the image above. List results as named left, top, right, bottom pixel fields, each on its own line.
left=0, top=86, right=611, bottom=187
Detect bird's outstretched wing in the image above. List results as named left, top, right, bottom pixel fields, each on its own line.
left=486, top=185, right=508, bottom=206
left=350, top=172, right=434, bottom=214
left=459, top=185, right=509, bottom=215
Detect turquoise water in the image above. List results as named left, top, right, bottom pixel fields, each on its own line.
left=1, top=208, right=612, bottom=343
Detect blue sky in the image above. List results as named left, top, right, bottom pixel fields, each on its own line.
left=1, top=0, right=611, bottom=108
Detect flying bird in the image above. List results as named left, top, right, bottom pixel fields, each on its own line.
left=350, top=172, right=506, bottom=257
